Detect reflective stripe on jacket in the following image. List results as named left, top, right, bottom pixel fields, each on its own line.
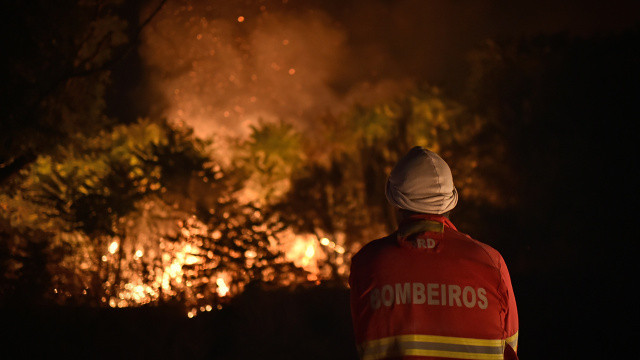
left=349, top=214, right=519, bottom=359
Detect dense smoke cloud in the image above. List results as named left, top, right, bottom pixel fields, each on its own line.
left=140, top=0, right=419, bottom=143
left=140, top=0, right=640, bottom=142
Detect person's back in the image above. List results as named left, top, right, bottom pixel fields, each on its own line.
left=349, top=147, right=518, bottom=360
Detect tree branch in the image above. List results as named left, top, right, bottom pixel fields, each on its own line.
left=68, top=0, right=168, bottom=79
left=0, top=0, right=169, bottom=185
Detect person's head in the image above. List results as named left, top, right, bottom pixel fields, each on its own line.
left=386, top=146, right=458, bottom=222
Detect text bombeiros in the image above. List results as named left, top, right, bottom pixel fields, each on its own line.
left=369, top=283, right=488, bottom=310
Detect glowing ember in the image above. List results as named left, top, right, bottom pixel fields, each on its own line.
left=108, top=241, right=118, bottom=254
left=304, top=243, right=315, bottom=258
left=282, top=232, right=318, bottom=268
left=216, top=277, right=230, bottom=297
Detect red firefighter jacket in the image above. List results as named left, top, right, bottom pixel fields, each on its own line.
left=349, top=214, right=518, bottom=360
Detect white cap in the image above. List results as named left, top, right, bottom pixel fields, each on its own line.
left=385, top=146, right=458, bottom=214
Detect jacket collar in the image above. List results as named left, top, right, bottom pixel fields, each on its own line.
left=397, top=213, right=457, bottom=241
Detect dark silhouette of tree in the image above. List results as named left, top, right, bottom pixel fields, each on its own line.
left=1, top=0, right=167, bottom=184
left=462, top=31, right=640, bottom=271
left=458, top=31, right=640, bottom=360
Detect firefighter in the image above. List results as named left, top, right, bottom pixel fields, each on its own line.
left=349, top=146, right=519, bottom=360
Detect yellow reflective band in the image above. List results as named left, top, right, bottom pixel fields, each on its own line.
left=359, top=333, right=518, bottom=360
left=506, top=331, right=519, bottom=351
left=398, top=220, right=444, bottom=238
left=365, top=349, right=504, bottom=360
left=365, top=334, right=504, bottom=347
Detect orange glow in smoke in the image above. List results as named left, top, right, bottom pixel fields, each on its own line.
left=110, top=2, right=362, bottom=316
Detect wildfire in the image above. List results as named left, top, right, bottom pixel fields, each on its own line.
left=304, top=243, right=315, bottom=260
left=97, top=207, right=351, bottom=317
left=108, top=241, right=119, bottom=254
left=278, top=229, right=350, bottom=279
left=216, top=277, right=230, bottom=297
left=101, top=224, right=350, bottom=315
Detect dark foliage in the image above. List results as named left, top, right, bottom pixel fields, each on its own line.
left=1, top=283, right=358, bottom=360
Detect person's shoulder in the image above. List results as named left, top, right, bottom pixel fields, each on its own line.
left=446, top=227, right=504, bottom=269
left=351, top=233, right=396, bottom=263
